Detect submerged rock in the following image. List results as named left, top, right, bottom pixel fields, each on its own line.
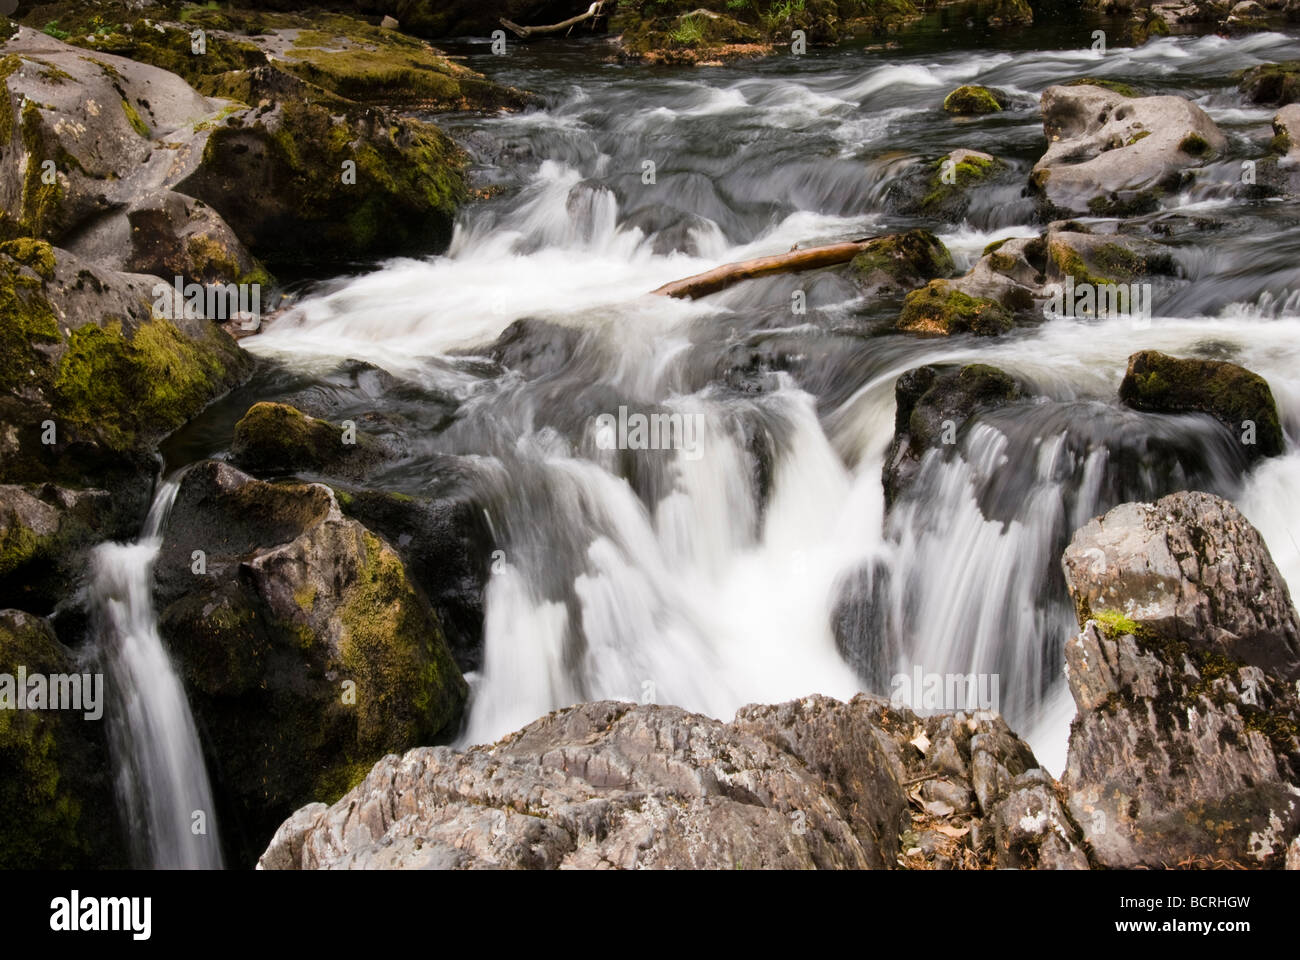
left=1060, top=491, right=1300, bottom=867
left=1032, top=84, right=1227, bottom=217
left=260, top=693, right=1071, bottom=870
left=155, top=460, right=467, bottom=865
left=1119, top=350, right=1285, bottom=460
left=886, top=148, right=1011, bottom=222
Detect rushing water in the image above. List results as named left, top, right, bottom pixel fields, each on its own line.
left=228, top=27, right=1300, bottom=773
left=89, top=480, right=223, bottom=869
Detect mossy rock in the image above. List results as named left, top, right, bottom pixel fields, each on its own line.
left=178, top=96, right=468, bottom=266
left=1119, top=350, right=1285, bottom=459
left=0, top=609, right=124, bottom=867
left=897, top=280, right=1014, bottom=336
left=883, top=362, right=1025, bottom=505
left=942, top=85, right=1007, bottom=115
left=155, top=460, right=467, bottom=865
left=849, top=229, right=954, bottom=296
left=1237, top=61, right=1300, bottom=105
left=230, top=401, right=388, bottom=478
left=1046, top=231, right=1175, bottom=286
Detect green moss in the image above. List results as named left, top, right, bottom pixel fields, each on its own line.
left=1066, top=77, right=1142, bottom=98
left=1178, top=132, right=1211, bottom=157
left=1048, top=237, right=1147, bottom=286
left=0, top=238, right=56, bottom=280
left=920, top=153, right=1003, bottom=214
left=120, top=98, right=149, bottom=137
left=1125, top=130, right=1151, bottom=146
left=338, top=531, right=465, bottom=748
left=53, top=318, right=240, bottom=452
left=1237, top=60, right=1300, bottom=106
left=898, top=281, right=1013, bottom=337
left=942, top=85, right=1004, bottom=115
left=0, top=54, right=21, bottom=146
left=982, top=238, right=1009, bottom=256
left=0, top=249, right=60, bottom=391
left=184, top=234, right=240, bottom=282
left=19, top=100, right=65, bottom=239
left=311, top=758, right=373, bottom=804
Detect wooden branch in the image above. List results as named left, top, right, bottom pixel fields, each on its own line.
left=500, top=1, right=605, bottom=38
left=649, top=238, right=878, bottom=300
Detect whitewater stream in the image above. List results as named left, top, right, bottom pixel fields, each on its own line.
left=171, top=24, right=1300, bottom=778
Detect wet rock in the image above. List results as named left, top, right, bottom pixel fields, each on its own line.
left=848, top=229, right=954, bottom=298
left=942, top=85, right=1008, bottom=115
left=1238, top=60, right=1300, bottom=105
left=883, top=363, right=1026, bottom=507
left=1255, top=104, right=1300, bottom=197
left=1060, top=491, right=1300, bottom=868
left=886, top=148, right=1011, bottom=222
left=897, top=280, right=1015, bottom=336
left=991, top=774, right=1090, bottom=869
left=1044, top=227, right=1176, bottom=285
left=1118, top=350, right=1285, bottom=460
left=0, top=609, right=123, bottom=868
left=155, top=460, right=466, bottom=865
left=230, top=402, right=392, bottom=480
left=0, top=484, right=114, bottom=614
left=1032, top=84, right=1227, bottom=217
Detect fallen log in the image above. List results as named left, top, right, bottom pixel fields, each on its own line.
left=649, top=238, right=879, bottom=300
left=501, top=2, right=606, bottom=38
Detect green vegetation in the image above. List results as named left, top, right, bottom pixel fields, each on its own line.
left=942, top=85, right=1004, bottom=115
left=898, top=281, right=1013, bottom=336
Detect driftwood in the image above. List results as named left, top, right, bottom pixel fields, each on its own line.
left=500, top=2, right=606, bottom=38
left=649, top=238, right=878, bottom=300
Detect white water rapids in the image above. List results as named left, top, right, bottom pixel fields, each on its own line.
left=241, top=29, right=1300, bottom=777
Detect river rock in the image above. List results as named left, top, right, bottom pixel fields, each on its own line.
left=1061, top=491, right=1300, bottom=867
left=1118, top=350, right=1285, bottom=460
left=154, top=460, right=467, bottom=865
left=0, top=239, right=251, bottom=540
left=260, top=693, right=1076, bottom=870
left=0, top=483, right=113, bottom=614
left=230, top=402, right=393, bottom=480
left=886, top=148, right=1011, bottom=222
left=1062, top=490, right=1300, bottom=677
left=0, top=608, right=124, bottom=868
left=1238, top=60, right=1300, bottom=105
left=942, top=85, right=1008, bottom=115
left=848, top=229, right=955, bottom=298
left=1255, top=104, right=1300, bottom=196
left=1032, top=84, right=1227, bottom=216
left=883, top=363, right=1027, bottom=507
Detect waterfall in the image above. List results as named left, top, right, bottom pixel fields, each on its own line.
left=88, top=480, right=223, bottom=870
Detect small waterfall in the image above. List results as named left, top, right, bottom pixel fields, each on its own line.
left=88, top=480, right=223, bottom=870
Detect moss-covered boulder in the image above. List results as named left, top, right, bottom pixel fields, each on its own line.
left=230, top=401, right=391, bottom=479
left=0, top=609, right=124, bottom=867
left=1119, top=350, right=1285, bottom=460
left=942, top=85, right=1007, bottom=115
left=177, top=94, right=468, bottom=266
left=1254, top=104, right=1300, bottom=197
left=1044, top=228, right=1176, bottom=286
left=886, top=148, right=1010, bottom=221
left=154, top=460, right=467, bottom=865
left=883, top=363, right=1025, bottom=506
left=1238, top=60, right=1300, bottom=105
left=897, top=280, right=1014, bottom=336
left=0, top=240, right=252, bottom=542
left=848, top=229, right=954, bottom=297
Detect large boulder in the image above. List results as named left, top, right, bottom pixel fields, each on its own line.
left=1032, top=84, right=1227, bottom=217
left=154, top=460, right=467, bottom=865
left=0, top=484, right=113, bottom=614
left=0, top=609, right=123, bottom=867
left=1119, top=350, right=1285, bottom=461
left=230, top=402, right=392, bottom=479
left=0, top=239, right=252, bottom=536
left=1237, top=60, right=1300, bottom=105
left=260, top=693, right=1079, bottom=870
left=1060, top=492, right=1300, bottom=867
